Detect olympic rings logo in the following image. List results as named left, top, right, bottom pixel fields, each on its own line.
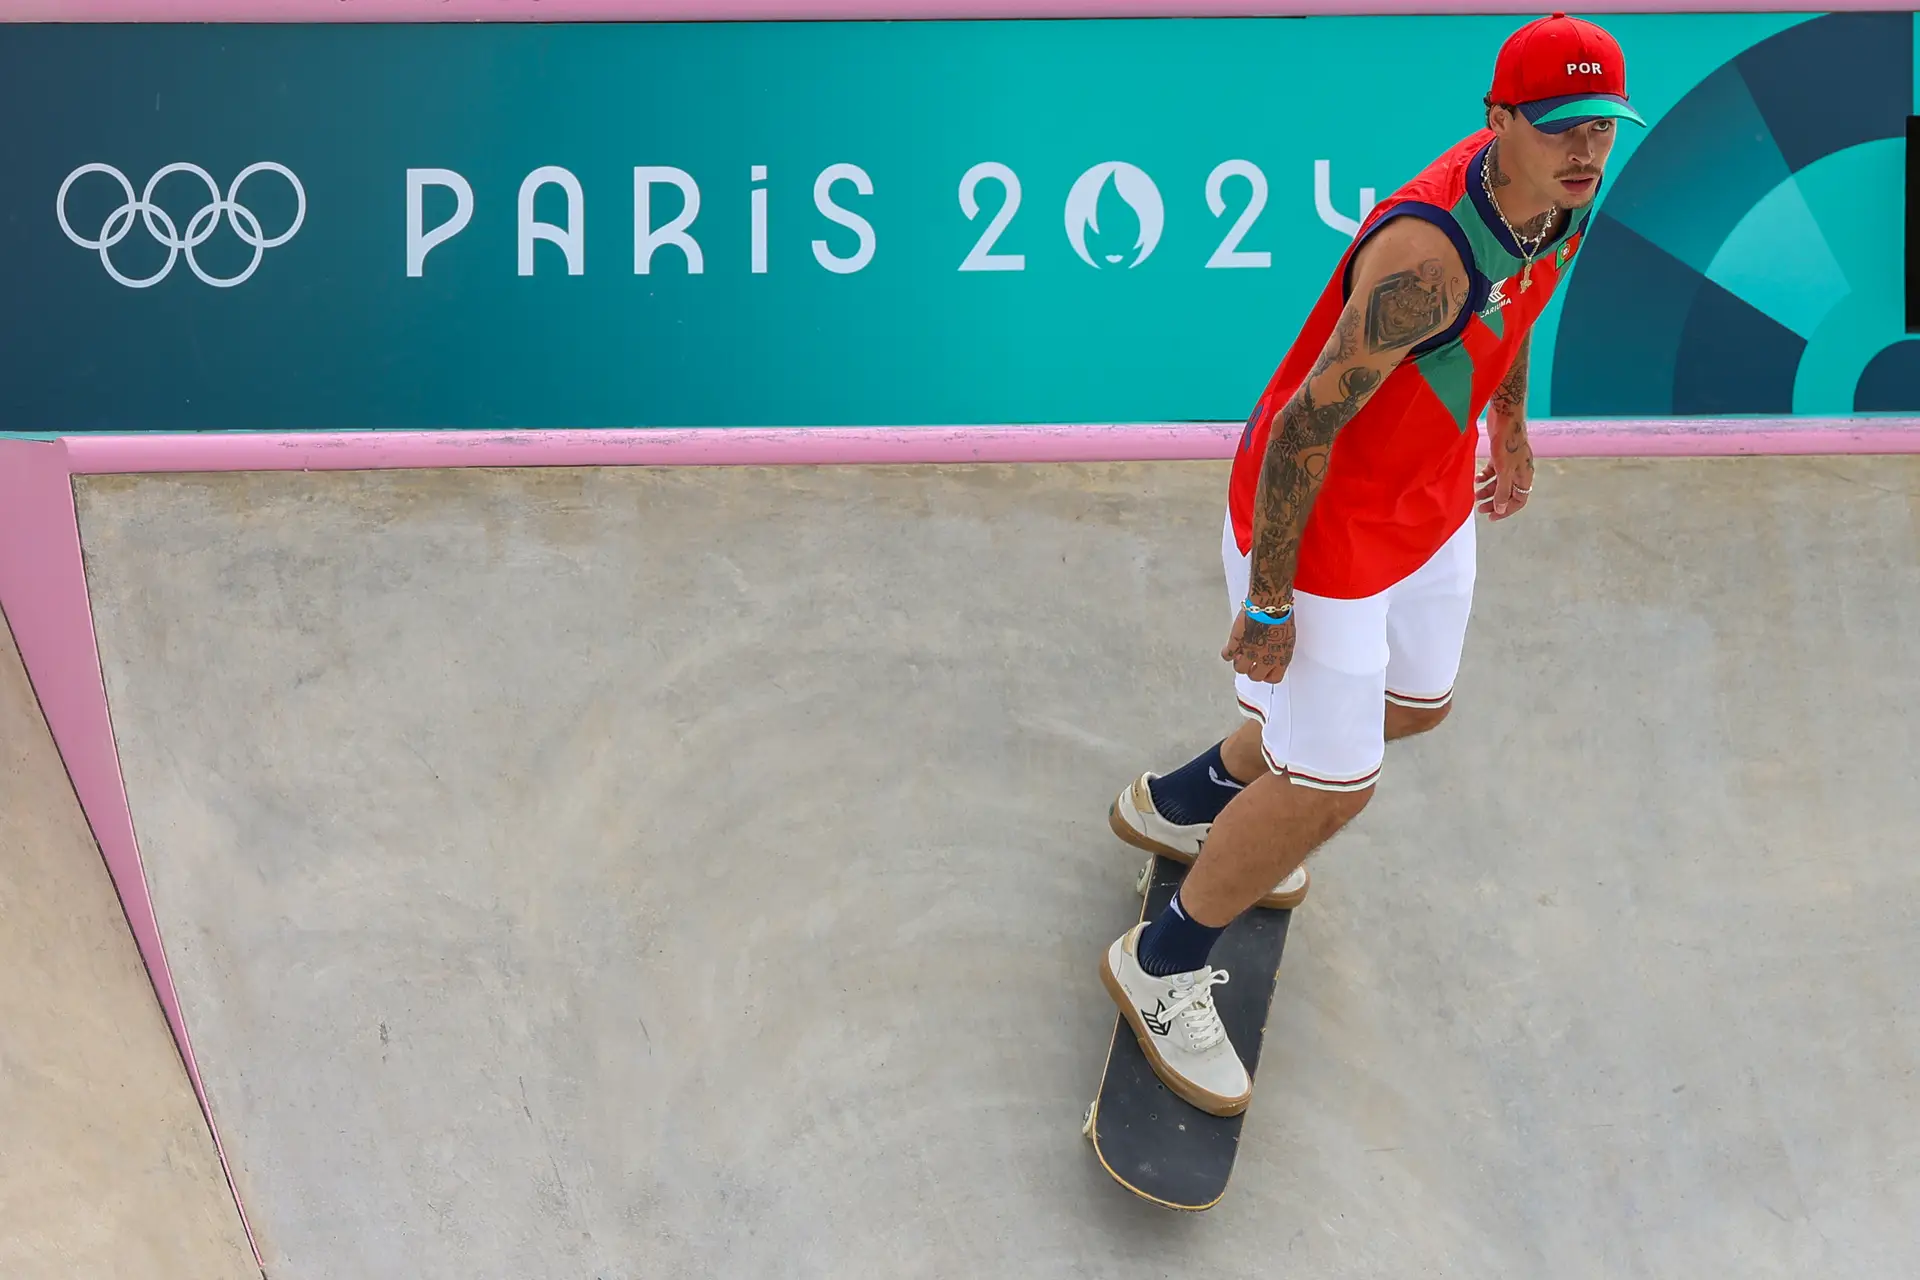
left=56, top=162, right=306, bottom=288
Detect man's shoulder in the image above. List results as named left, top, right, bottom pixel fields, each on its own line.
left=1344, top=214, right=1473, bottom=353
left=1351, top=214, right=1468, bottom=292
left=1357, top=213, right=1459, bottom=260
left=1356, top=129, right=1491, bottom=273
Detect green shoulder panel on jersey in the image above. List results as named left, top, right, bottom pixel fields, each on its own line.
left=1412, top=341, right=1477, bottom=435
left=1451, top=190, right=1522, bottom=288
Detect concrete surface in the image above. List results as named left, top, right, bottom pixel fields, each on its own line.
left=0, top=606, right=259, bottom=1280
left=72, top=456, right=1920, bottom=1279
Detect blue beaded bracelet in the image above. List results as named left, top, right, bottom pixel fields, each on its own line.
left=1243, top=599, right=1293, bottom=626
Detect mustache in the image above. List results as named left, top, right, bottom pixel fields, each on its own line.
left=1555, top=165, right=1604, bottom=179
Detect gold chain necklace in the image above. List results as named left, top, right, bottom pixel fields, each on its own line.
left=1481, top=146, right=1557, bottom=291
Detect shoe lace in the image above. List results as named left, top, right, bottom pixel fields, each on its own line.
left=1161, top=969, right=1231, bottom=1052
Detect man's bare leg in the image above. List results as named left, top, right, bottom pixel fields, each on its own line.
left=1097, top=695, right=1462, bottom=1114
left=1217, top=718, right=1268, bottom=783
left=1174, top=772, right=1369, bottom=925
left=1187, top=700, right=1451, bottom=925
left=1385, top=699, right=1451, bottom=741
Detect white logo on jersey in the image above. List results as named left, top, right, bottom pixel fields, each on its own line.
left=1481, top=279, right=1512, bottom=315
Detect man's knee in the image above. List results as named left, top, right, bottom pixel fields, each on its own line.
left=1385, top=697, right=1451, bottom=741
left=1277, top=771, right=1375, bottom=831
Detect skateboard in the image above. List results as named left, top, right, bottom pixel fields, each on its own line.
left=1081, top=851, right=1296, bottom=1211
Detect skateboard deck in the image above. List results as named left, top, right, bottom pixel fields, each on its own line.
left=1082, top=852, right=1294, bottom=1211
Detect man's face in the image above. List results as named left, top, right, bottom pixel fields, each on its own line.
left=1492, top=108, right=1617, bottom=208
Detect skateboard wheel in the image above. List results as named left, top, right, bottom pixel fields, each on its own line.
left=1082, top=1101, right=1097, bottom=1137
left=1135, top=859, right=1154, bottom=896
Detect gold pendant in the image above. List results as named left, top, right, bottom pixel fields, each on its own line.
left=1519, top=263, right=1533, bottom=291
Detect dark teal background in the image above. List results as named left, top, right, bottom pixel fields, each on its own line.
left=0, top=14, right=1912, bottom=432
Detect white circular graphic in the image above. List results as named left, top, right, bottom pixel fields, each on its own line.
left=56, top=162, right=306, bottom=288
left=1064, top=162, right=1164, bottom=269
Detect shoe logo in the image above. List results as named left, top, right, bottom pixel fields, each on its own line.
left=1141, top=999, right=1173, bottom=1037
left=1207, top=766, right=1244, bottom=791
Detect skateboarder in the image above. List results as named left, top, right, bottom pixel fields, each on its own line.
left=1101, top=12, right=1646, bottom=1117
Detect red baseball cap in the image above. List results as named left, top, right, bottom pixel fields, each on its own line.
left=1490, top=11, right=1647, bottom=134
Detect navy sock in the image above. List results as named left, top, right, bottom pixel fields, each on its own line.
left=1135, top=890, right=1228, bottom=977
left=1146, top=740, right=1249, bottom=826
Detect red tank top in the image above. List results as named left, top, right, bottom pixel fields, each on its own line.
left=1226, top=130, right=1592, bottom=598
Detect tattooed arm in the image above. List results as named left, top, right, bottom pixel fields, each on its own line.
left=1224, top=216, right=1470, bottom=684
left=1477, top=334, right=1537, bottom=521
left=1488, top=332, right=1530, bottom=428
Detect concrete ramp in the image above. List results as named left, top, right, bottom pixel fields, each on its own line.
left=68, top=456, right=1920, bottom=1278
left=0, top=606, right=258, bottom=1280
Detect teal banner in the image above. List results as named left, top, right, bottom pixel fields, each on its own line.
left=0, top=12, right=1913, bottom=431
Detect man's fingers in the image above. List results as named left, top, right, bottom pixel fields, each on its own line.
left=1482, top=466, right=1512, bottom=514
left=1224, top=645, right=1286, bottom=684
left=1477, top=453, right=1537, bottom=520
left=1222, top=614, right=1245, bottom=662
left=1225, top=613, right=1294, bottom=684
left=1486, top=484, right=1532, bottom=520
left=1505, top=468, right=1534, bottom=517
left=1244, top=653, right=1288, bottom=682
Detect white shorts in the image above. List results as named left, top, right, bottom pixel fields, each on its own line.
left=1222, top=509, right=1476, bottom=792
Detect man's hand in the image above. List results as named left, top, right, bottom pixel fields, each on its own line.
left=1221, top=608, right=1294, bottom=685
left=1476, top=425, right=1535, bottom=519
left=1226, top=214, right=1470, bottom=684
left=1478, top=335, right=1536, bottom=520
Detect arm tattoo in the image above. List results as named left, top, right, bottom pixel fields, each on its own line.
left=1244, top=250, right=1461, bottom=607
left=1308, top=307, right=1361, bottom=381
left=1489, top=338, right=1529, bottom=421
left=1364, top=259, right=1455, bottom=351
left=1246, top=364, right=1381, bottom=602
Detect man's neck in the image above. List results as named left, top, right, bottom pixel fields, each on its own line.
left=1486, top=139, right=1561, bottom=244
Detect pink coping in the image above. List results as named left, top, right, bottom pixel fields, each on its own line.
left=47, top=417, right=1920, bottom=472
left=2, top=415, right=1916, bottom=1266
left=0, top=436, right=270, bottom=1265
left=3, top=0, right=1913, bottom=20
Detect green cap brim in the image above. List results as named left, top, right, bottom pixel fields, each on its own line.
left=1527, top=96, right=1648, bottom=132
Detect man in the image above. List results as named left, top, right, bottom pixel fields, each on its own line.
left=1101, top=12, right=1647, bottom=1117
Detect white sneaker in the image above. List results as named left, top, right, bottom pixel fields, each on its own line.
left=1100, top=923, right=1252, bottom=1116
left=1108, top=771, right=1310, bottom=910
